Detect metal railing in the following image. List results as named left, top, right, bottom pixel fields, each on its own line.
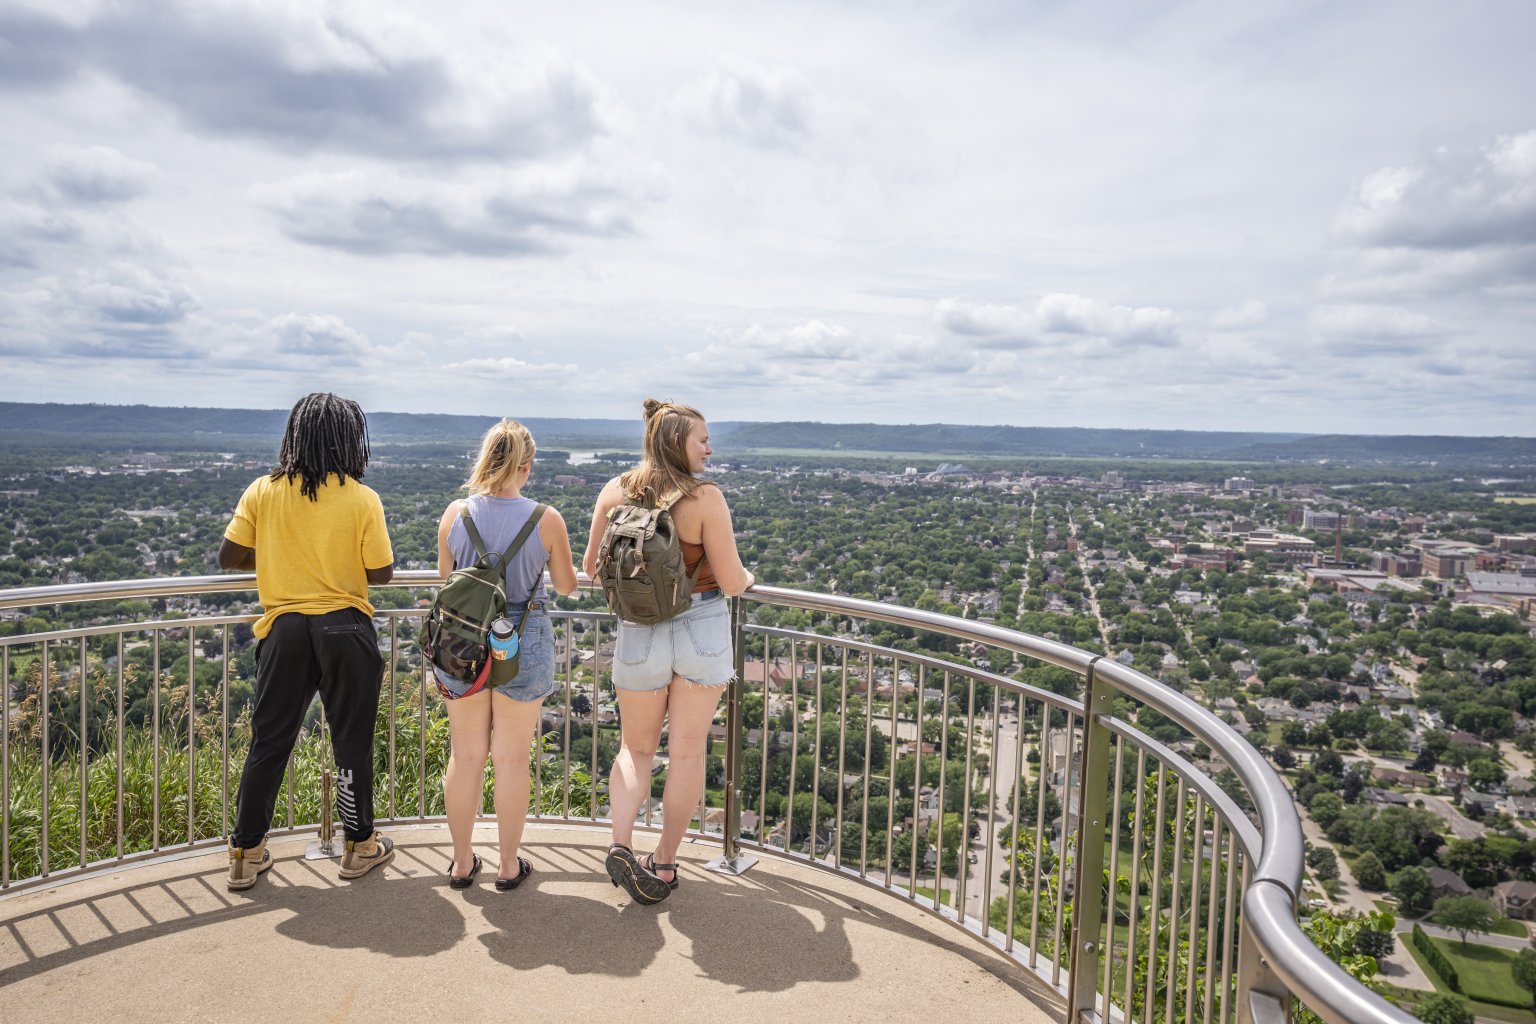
left=0, top=573, right=1415, bottom=1024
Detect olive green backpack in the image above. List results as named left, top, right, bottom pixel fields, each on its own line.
left=595, top=490, right=705, bottom=624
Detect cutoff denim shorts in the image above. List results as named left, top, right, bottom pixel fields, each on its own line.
left=433, top=608, right=555, bottom=703
left=613, top=590, right=734, bottom=691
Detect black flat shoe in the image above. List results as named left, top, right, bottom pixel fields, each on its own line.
left=642, top=853, right=680, bottom=891
left=448, top=853, right=482, bottom=889
left=604, top=843, right=670, bottom=905
left=495, top=856, right=533, bottom=891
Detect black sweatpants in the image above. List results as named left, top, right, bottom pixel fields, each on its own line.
left=233, top=608, right=384, bottom=847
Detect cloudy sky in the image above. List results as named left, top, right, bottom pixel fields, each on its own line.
left=2, top=0, right=1533, bottom=436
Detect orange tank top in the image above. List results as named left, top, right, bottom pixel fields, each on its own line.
left=680, top=540, right=718, bottom=593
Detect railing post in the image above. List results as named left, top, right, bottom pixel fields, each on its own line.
left=1067, top=657, right=1110, bottom=1022
left=1237, top=882, right=1295, bottom=1024
left=304, top=711, right=339, bottom=860
left=707, top=595, right=756, bottom=875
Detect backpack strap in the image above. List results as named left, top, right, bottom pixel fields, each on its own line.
left=660, top=489, right=711, bottom=595
left=682, top=545, right=708, bottom=595
left=459, top=500, right=491, bottom=561
left=499, top=504, right=548, bottom=633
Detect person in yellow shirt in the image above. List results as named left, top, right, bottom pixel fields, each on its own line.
left=219, top=393, right=397, bottom=891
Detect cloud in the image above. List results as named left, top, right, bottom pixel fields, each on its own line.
left=1328, top=129, right=1536, bottom=299
left=0, top=6, right=78, bottom=90
left=0, top=1, right=611, bottom=162
left=673, top=59, right=820, bottom=151
left=0, top=199, right=81, bottom=267
left=934, top=300, right=1039, bottom=345
left=441, top=355, right=581, bottom=383
left=1211, top=300, right=1268, bottom=330
left=255, top=164, right=660, bottom=257
left=737, top=319, right=859, bottom=359
left=39, top=145, right=159, bottom=204
left=934, top=294, right=1181, bottom=350
left=261, top=312, right=371, bottom=364
left=1037, top=293, right=1179, bottom=344
left=1308, top=304, right=1449, bottom=353
left=458, top=326, right=526, bottom=347
left=76, top=261, right=198, bottom=325
left=1335, top=131, right=1536, bottom=249
left=666, top=320, right=977, bottom=399
left=0, top=260, right=201, bottom=356
left=1322, top=243, right=1536, bottom=302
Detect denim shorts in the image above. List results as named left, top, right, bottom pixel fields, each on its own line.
left=613, top=591, right=734, bottom=690
left=433, top=609, right=555, bottom=703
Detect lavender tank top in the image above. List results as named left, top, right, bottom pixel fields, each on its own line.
left=446, top=495, right=549, bottom=606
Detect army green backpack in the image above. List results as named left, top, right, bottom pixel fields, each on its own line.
left=423, top=501, right=546, bottom=696
left=595, top=489, right=706, bottom=624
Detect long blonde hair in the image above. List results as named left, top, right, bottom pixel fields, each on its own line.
left=617, top=398, right=707, bottom=504
left=464, top=419, right=536, bottom=494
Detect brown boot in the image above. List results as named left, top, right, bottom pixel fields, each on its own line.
left=228, top=839, right=272, bottom=891
left=339, top=831, right=395, bottom=880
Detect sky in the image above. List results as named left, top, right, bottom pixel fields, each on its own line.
left=1, top=0, right=1533, bottom=437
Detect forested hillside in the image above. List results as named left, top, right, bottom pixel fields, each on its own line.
left=1, top=402, right=1531, bottom=465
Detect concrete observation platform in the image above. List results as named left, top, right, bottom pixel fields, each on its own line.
left=1, top=826, right=1061, bottom=1024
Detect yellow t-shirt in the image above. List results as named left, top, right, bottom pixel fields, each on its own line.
left=224, top=473, right=394, bottom=639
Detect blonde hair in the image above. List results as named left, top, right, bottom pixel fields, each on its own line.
left=464, top=419, right=536, bottom=494
left=617, top=398, right=707, bottom=504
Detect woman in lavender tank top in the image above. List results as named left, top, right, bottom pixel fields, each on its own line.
left=435, top=420, right=578, bottom=891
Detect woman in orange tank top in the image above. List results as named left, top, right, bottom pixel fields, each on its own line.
left=582, top=399, right=755, bottom=903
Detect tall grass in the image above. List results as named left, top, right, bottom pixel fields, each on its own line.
left=4, top=676, right=594, bottom=883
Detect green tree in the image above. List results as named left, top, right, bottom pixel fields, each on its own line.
left=1513, top=949, right=1536, bottom=1011
left=1354, top=925, right=1395, bottom=960
left=1353, top=851, right=1386, bottom=891
left=1294, top=908, right=1397, bottom=1024
left=1430, top=895, right=1496, bottom=948
left=1467, top=757, right=1507, bottom=790
left=928, top=812, right=968, bottom=878
left=1306, top=845, right=1339, bottom=881
left=1390, top=866, right=1434, bottom=915
left=1308, top=791, right=1344, bottom=830
left=1413, top=994, right=1473, bottom=1024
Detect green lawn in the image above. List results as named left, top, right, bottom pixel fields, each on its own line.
left=1397, top=942, right=1536, bottom=1024
left=1492, top=917, right=1531, bottom=938
left=1428, top=935, right=1530, bottom=1007
left=914, top=885, right=954, bottom=907
left=1388, top=984, right=1535, bottom=1024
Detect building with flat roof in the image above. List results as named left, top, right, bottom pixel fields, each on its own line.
left=1466, top=572, right=1536, bottom=599
left=1244, top=530, right=1315, bottom=562
left=1302, top=509, right=1341, bottom=531
left=1371, top=551, right=1422, bottom=577
left=1424, top=549, right=1474, bottom=579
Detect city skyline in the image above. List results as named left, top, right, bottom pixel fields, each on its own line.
left=1, top=1, right=1534, bottom=436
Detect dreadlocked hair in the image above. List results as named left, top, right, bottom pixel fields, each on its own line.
left=269, top=392, right=372, bottom=501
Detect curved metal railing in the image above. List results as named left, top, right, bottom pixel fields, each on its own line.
left=0, top=574, right=1415, bottom=1024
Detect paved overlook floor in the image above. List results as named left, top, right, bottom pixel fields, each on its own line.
left=0, top=826, right=1061, bottom=1024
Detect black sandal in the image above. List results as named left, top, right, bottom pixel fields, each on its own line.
left=495, top=856, right=533, bottom=891
left=448, top=853, right=482, bottom=890
left=604, top=843, right=671, bottom=905
left=642, top=853, right=680, bottom=891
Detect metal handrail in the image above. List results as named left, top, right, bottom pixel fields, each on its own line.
left=0, top=573, right=1415, bottom=1024
left=742, top=585, right=1415, bottom=1024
